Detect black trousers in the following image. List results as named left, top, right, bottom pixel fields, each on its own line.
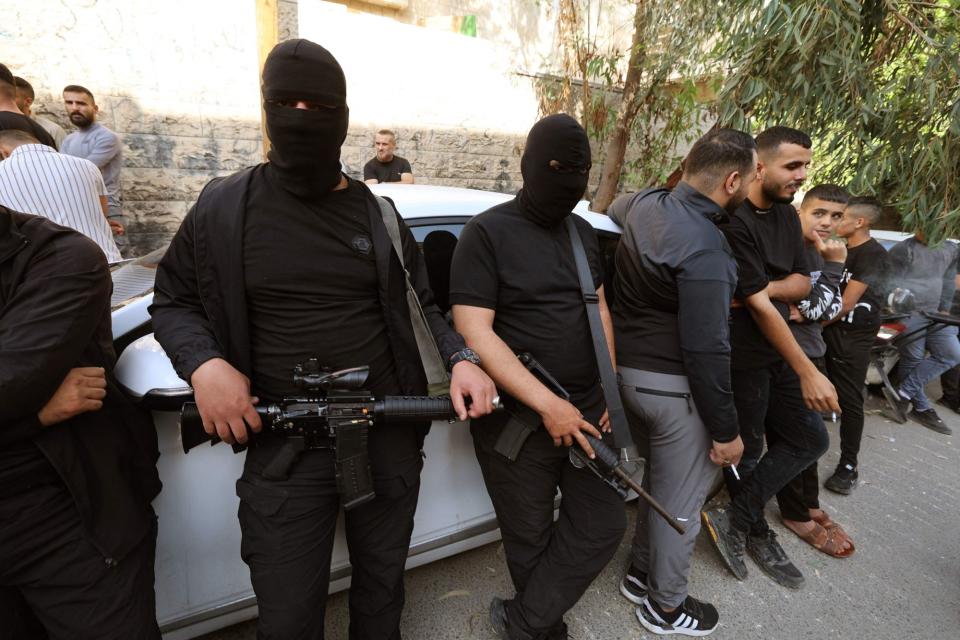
left=473, top=425, right=626, bottom=639
left=726, top=362, right=830, bottom=534
left=0, top=481, right=159, bottom=640
left=238, top=437, right=422, bottom=640
left=940, top=347, right=960, bottom=404
left=775, top=357, right=829, bottom=522
left=824, top=323, right=877, bottom=468
left=773, top=421, right=824, bottom=523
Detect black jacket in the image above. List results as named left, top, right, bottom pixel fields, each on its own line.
left=0, top=207, right=161, bottom=562
left=150, top=168, right=465, bottom=446
left=610, top=184, right=739, bottom=443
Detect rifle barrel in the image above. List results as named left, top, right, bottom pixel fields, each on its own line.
left=612, top=466, right=686, bottom=535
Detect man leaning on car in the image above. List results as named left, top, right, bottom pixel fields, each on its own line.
left=451, top=114, right=626, bottom=640
left=150, top=39, right=495, bottom=639
left=0, top=204, right=162, bottom=638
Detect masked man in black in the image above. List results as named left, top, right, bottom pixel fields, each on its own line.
left=451, top=114, right=626, bottom=640
left=150, top=39, right=495, bottom=639
left=1, top=205, right=161, bottom=639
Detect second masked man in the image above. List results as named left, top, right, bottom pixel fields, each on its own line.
left=451, top=114, right=626, bottom=640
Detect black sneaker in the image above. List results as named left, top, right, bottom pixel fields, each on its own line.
left=636, top=595, right=719, bottom=637
left=489, top=597, right=510, bottom=640
left=701, top=506, right=748, bottom=580
left=824, top=464, right=859, bottom=495
left=746, top=529, right=804, bottom=589
left=620, top=565, right=648, bottom=605
left=882, top=388, right=910, bottom=423
left=908, top=408, right=952, bottom=434
left=936, top=396, right=960, bottom=413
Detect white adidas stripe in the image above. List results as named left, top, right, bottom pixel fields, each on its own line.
left=644, top=601, right=668, bottom=625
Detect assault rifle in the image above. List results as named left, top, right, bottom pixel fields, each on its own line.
left=496, top=353, right=685, bottom=535
left=180, top=359, right=500, bottom=510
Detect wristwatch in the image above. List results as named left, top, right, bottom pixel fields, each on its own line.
left=447, top=347, right=481, bottom=372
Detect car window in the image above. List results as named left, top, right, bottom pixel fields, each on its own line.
left=407, top=220, right=467, bottom=316
left=410, top=223, right=465, bottom=243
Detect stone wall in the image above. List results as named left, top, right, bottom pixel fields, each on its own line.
left=3, top=0, right=264, bottom=255
left=341, top=126, right=524, bottom=193
left=1, top=0, right=628, bottom=255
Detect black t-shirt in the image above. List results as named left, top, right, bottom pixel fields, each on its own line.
left=838, top=237, right=889, bottom=330
left=243, top=166, right=398, bottom=401
left=0, top=111, right=56, bottom=148
left=0, top=440, right=60, bottom=487
left=363, top=156, right=412, bottom=183
left=722, top=199, right=809, bottom=369
left=449, top=201, right=604, bottom=417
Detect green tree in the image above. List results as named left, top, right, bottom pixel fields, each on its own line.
left=536, top=0, right=724, bottom=212
left=539, top=1, right=959, bottom=239
left=716, top=0, right=960, bottom=240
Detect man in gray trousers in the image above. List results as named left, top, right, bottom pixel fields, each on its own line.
left=608, top=129, right=755, bottom=636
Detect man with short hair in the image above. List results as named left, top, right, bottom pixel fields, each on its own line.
left=151, top=39, right=495, bottom=639
left=0, top=63, right=55, bottom=147
left=776, top=184, right=854, bottom=557
left=0, top=129, right=121, bottom=261
left=61, top=85, right=126, bottom=246
left=608, top=128, right=754, bottom=636
left=0, top=204, right=161, bottom=638
left=823, top=197, right=891, bottom=492
left=364, top=129, right=414, bottom=184
left=701, top=126, right=838, bottom=590
left=884, top=228, right=960, bottom=434
left=12, top=76, right=66, bottom=148
left=452, top=114, right=626, bottom=640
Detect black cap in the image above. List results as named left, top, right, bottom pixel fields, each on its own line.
left=0, top=63, right=13, bottom=85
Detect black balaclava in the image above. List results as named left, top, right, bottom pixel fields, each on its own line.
left=517, top=114, right=591, bottom=227
left=262, top=39, right=348, bottom=198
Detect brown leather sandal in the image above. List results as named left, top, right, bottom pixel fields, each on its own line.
left=788, top=521, right=855, bottom=558
left=811, top=510, right=856, bottom=552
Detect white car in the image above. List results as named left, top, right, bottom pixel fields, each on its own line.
left=110, top=183, right=623, bottom=639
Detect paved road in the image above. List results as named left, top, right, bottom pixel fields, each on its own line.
left=200, top=392, right=959, bottom=639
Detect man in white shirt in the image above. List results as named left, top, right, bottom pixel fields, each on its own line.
left=0, top=129, right=121, bottom=262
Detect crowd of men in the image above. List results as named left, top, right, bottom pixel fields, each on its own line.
left=1, top=38, right=958, bottom=640
left=0, top=63, right=125, bottom=260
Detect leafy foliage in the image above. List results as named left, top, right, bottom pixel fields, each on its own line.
left=535, top=0, right=725, bottom=203
left=710, top=0, right=959, bottom=239
left=539, top=1, right=959, bottom=238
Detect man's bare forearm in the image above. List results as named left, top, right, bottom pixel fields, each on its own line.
left=598, top=286, right=616, bottom=370
left=453, top=307, right=559, bottom=414
left=766, top=273, right=811, bottom=303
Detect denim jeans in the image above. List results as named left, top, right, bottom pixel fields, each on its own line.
left=726, top=361, right=830, bottom=534
left=897, top=312, right=960, bottom=412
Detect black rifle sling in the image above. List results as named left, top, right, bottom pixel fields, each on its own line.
left=375, top=195, right=450, bottom=396
left=564, top=216, right=633, bottom=450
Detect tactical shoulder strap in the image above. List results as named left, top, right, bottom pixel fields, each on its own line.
left=375, top=195, right=450, bottom=396
left=564, top=215, right=634, bottom=452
